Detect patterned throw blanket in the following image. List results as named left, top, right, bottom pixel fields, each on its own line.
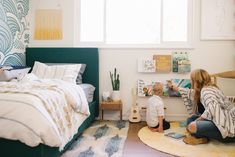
left=0, top=78, right=89, bottom=150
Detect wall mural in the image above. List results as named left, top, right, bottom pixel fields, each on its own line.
left=0, top=0, right=29, bottom=66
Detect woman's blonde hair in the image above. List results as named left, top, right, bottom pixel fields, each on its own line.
left=190, top=69, right=217, bottom=104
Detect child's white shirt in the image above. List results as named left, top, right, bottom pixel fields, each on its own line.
left=146, top=95, right=165, bottom=127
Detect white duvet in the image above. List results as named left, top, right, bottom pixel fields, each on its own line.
left=0, top=74, right=90, bottom=150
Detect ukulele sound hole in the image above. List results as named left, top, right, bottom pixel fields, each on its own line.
left=133, top=110, right=137, bottom=113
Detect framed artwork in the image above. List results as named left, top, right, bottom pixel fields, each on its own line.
left=34, top=9, right=63, bottom=40
left=201, top=0, right=235, bottom=40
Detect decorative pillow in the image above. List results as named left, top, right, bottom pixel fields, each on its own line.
left=0, top=68, right=31, bottom=82
left=79, top=83, right=95, bottom=102
left=76, top=64, right=86, bottom=84
left=46, top=63, right=86, bottom=84
left=11, top=66, right=30, bottom=69
left=32, top=61, right=82, bottom=84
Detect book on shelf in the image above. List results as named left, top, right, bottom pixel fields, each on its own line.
left=167, top=79, right=191, bottom=97
left=172, top=52, right=191, bottom=73
left=137, top=79, right=191, bottom=97
left=137, top=79, right=164, bottom=97
left=153, top=55, right=172, bottom=72
left=138, top=58, right=155, bottom=73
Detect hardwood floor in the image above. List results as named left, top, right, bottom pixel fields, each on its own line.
left=122, top=122, right=176, bottom=157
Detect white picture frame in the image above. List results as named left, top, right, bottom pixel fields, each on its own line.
left=200, top=0, right=235, bottom=40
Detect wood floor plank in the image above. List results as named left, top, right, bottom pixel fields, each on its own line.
left=123, top=122, right=176, bottom=157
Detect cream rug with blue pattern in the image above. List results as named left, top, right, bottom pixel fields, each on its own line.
left=61, top=120, right=129, bottom=157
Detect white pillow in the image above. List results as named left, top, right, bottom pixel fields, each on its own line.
left=45, top=63, right=86, bottom=84
left=79, top=83, right=95, bottom=102
left=0, top=68, right=31, bottom=82
left=32, top=61, right=82, bottom=84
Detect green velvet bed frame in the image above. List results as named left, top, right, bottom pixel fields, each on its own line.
left=0, top=48, right=99, bottom=157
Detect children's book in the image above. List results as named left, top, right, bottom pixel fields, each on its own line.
left=153, top=55, right=172, bottom=72
left=138, top=58, right=156, bottom=72
left=172, top=52, right=191, bottom=73
left=137, top=79, right=165, bottom=97
left=166, top=79, right=191, bottom=97
left=164, top=132, right=186, bottom=139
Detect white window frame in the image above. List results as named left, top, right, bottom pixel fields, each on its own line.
left=75, top=0, right=194, bottom=49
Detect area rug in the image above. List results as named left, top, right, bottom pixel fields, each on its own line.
left=138, top=122, right=235, bottom=157
left=61, top=120, right=129, bottom=157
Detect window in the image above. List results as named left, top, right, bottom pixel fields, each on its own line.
left=78, top=0, right=193, bottom=48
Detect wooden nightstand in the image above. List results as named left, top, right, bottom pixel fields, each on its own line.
left=100, top=100, right=123, bottom=120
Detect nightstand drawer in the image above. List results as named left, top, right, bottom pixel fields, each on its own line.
left=100, top=103, right=122, bottom=110
left=100, top=100, right=123, bottom=120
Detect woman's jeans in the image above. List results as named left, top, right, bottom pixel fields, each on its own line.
left=187, top=115, right=235, bottom=143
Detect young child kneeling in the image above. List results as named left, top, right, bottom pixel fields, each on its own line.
left=146, top=83, right=170, bottom=132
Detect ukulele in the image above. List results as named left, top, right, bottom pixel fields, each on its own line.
left=128, top=88, right=141, bottom=123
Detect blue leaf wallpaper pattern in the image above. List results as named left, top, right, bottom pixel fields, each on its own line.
left=0, top=0, right=29, bottom=66
left=3, top=52, right=25, bottom=65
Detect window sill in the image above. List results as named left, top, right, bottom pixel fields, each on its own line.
left=74, top=44, right=194, bottom=50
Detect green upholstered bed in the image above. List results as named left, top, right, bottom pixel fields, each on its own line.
left=0, top=48, right=99, bottom=157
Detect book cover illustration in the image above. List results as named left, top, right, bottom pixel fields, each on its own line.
left=153, top=55, right=172, bottom=72
left=137, top=79, right=164, bottom=97
left=164, top=132, right=186, bottom=139
left=166, top=79, right=191, bottom=97
left=137, top=58, right=156, bottom=72
left=172, top=52, right=191, bottom=73
left=137, top=79, right=191, bottom=97
left=171, top=79, right=191, bottom=89
left=178, top=60, right=191, bottom=73
left=137, top=79, right=147, bottom=97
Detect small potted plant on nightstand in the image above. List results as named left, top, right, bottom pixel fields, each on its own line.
left=110, top=68, right=120, bottom=101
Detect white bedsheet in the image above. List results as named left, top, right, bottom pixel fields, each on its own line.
left=0, top=74, right=90, bottom=150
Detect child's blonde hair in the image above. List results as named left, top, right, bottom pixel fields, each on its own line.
left=153, top=83, right=163, bottom=96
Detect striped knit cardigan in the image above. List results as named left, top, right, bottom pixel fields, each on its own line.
left=180, top=86, right=235, bottom=138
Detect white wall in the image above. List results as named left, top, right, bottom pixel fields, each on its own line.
left=99, top=0, right=235, bottom=120
left=29, top=0, right=235, bottom=121
left=29, top=0, right=75, bottom=47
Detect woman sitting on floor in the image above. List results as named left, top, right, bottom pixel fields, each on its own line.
left=168, top=69, right=235, bottom=145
